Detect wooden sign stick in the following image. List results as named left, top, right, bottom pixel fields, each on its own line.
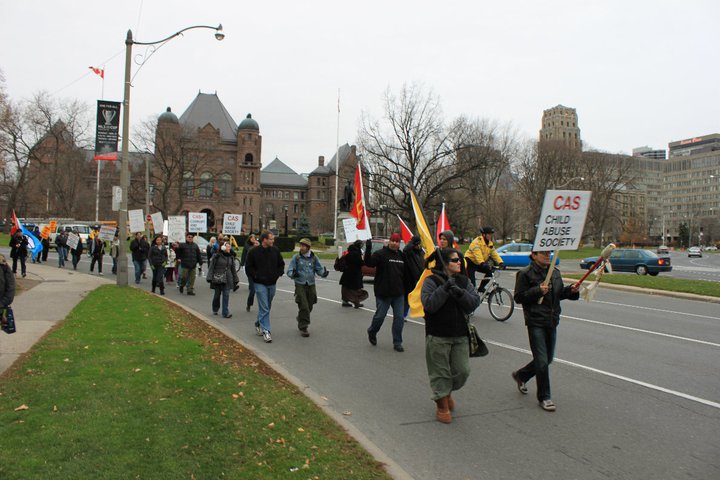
left=538, top=249, right=560, bottom=304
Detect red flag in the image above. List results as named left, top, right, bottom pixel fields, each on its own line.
left=350, top=163, right=367, bottom=230
left=435, top=203, right=457, bottom=247
left=397, top=215, right=414, bottom=244
left=89, top=66, right=104, bottom=79
left=10, top=210, right=20, bottom=235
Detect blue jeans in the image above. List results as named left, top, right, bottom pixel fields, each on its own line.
left=58, top=247, right=66, bottom=267
left=255, top=283, right=276, bottom=333
left=133, top=260, right=144, bottom=283
left=368, top=295, right=405, bottom=346
left=212, top=285, right=231, bottom=316
left=516, top=326, right=557, bottom=402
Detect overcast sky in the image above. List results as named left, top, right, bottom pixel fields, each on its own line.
left=2, top=1, right=718, bottom=173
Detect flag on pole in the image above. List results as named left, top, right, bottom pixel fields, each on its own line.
left=435, top=203, right=458, bottom=247
left=11, top=210, right=42, bottom=256
left=407, top=191, right=437, bottom=318
left=397, top=215, right=414, bottom=244
left=89, top=66, right=104, bottom=78
left=350, top=162, right=369, bottom=232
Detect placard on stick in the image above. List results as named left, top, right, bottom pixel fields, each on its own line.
left=532, top=190, right=591, bottom=252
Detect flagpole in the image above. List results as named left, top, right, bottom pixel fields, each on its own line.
left=333, top=88, right=340, bottom=242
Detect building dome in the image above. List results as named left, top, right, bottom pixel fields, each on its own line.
left=238, top=113, right=259, bottom=131
left=158, top=107, right=179, bottom=124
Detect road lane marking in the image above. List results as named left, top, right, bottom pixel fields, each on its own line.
left=561, top=315, right=720, bottom=348
left=575, top=300, right=720, bottom=321
left=491, top=341, right=720, bottom=410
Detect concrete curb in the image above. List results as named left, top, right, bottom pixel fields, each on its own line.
left=561, top=276, right=720, bottom=304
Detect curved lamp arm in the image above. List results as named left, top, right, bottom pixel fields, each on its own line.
left=131, top=24, right=224, bottom=46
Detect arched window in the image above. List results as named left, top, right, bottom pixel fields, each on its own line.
left=244, top=153, right=253, bottom=164
left=199, top=172, right=213, bottom=198
left=217, top=173, right=232, bottom=197
left=183, top=172, right=194, bottom=198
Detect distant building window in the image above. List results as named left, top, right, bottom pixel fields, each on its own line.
left=199, top=172, right=213, bottom=198
left=301, top=192, right=305, bottom=200
left=284, top=191, right=289, bottom=199
left=245, top=153, right=253, bottom=164
left=293, top=192, right=298, bottom=200
left=218, top=173, right=232, bottom=197
left=183, top=172, right=194, bottom=198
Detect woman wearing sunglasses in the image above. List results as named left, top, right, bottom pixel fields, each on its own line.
left=421, top=247, right=480, bottom=423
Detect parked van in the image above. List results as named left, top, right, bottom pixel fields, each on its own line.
left=48, top=223, right=93, bottom=248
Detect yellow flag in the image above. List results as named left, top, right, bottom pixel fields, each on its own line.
left=408, top=191, right=436, bottom=318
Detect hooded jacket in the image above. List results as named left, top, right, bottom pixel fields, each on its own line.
left=339, top=241, right=364, bottom=290
left=513, top=261, right=579, bottom=328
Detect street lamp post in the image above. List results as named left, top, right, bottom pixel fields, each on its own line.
left=117, top=24, right=224, bottom=287
left=555, top=177, right=585, bottom=189
left=284, top=205, right=289, bottom=236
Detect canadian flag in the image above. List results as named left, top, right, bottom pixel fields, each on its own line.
left=89, top=66, right=104, bottom=79
left=435, top=203, right=457, bottom=247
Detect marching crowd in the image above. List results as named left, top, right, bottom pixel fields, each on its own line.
left=7, top=225, right=580, bottom=423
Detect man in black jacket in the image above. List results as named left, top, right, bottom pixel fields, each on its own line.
left=245, top=230, right=285, bottom=343
left=176, top=233, right=203, bottom=295
left=512, top=250, right=580, bottom=412
left=365, top=232, right=407, bottom=352
left=129, top=232, right=150, bottom=284
left=402, top=235, right=424, bottom=318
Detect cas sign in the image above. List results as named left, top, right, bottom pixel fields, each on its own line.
left=223, top=214, right=243, bottom=235
left=188, top=212, right=207, bottom=233
left=532, top=190, right=591, bottom=251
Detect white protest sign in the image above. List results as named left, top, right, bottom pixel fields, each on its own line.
left=66, top=232, right=80, bottom=250
left=168, top=216, right=186, bottom=244
left=533, top=190, right=591, bottom=251
left=342, top=217, right=371, bottom=241
left=99, top=225, right=116, bottom=242
left=162, top=220, right=169, bottom=236
left=150, top=212, right=164, bottom=233
left=222, top=213, right=243, bottom=235
left=188, top=212, right=207, bottom=233
left=128, top=209, right=145, bottom=233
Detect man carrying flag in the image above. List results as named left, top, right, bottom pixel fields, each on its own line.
left=9, top=211, right=42, bottom=277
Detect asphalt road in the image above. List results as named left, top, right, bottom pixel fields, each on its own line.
left=12, top=251, right=720, bottom=479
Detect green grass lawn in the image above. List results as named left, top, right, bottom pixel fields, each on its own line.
left=0, top=286, right=392, bottom=480
left=564, top=272, right=720, bottom=297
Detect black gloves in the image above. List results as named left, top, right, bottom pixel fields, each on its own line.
left=499, top=263, right=507, bottom=270
left=321, top=268, right=329, bottom=278
left=449, top=285, right=465, bottom=299
left=292, top=270, right=301, bottom=278
left=233, top=283, right=240, bottom=292
left=443, top=277, right=457, bottom=290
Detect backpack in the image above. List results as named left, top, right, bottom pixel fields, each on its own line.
left=333, top=251, right=348, bottom=272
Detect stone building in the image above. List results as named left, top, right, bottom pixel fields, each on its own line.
left=539, top=104, right=582, bottom=150
left=153, top=92, right=363, bottom=236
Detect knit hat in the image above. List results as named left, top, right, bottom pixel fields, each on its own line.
left=389, top=233, right=402, bottom=242
left=410, top=235, right=421, bottom=246
left=299, top=238, right=312, bottom=247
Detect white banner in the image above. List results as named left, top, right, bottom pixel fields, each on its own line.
left=342, top=217, right=371, bottom=241
left=98, top=225, right=115, bottom=242
left=128, top=209, right=145, bottom=233
left=150, top=212, right=164, bottom=234
left=222, top=213, right=243, bottom=235
left=532, top=190, right=592, bottom=251
left=168, top=216, right=186, bottom=244
left=66, top=232, right=80, bottom=250
left=188, top=212, right=207, bottom=233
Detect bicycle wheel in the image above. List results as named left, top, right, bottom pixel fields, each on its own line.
left=233, top=257, right=241, bottom=274
left=487, top=287, right=514, bottom=321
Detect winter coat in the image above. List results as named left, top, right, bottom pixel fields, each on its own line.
left=207, top=251, right=239, bottom=290
left=0, top=263, right=16, bottom=306
left=149, top=244, right=168, bottom=268
left=130, top=238, right=150, bottom=262
left=91, top=238, right=105, bottom=259
left=513, top=261, right=579, bottom=328
left=176, top=241, right=202, bottom=269
left=464, top=235, right=503, bottom=267
left=9, top=234, right=28, bottom=259
left=421, top=270, right=480, bottom=337
left=287, top=251, right=327, bottom=286
left=339, top=243, right=364, bottom=290
left=245, top=245, right=284, bottom=286
left=403, top=243, right=425, bottom=293
left=364, top=242, right=406, bottom=298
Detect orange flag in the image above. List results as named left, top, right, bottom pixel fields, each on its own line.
left=350, top=162, right=368, bottom=230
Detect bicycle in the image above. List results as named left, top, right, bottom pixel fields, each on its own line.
left=477, top=267, right=515, bottom=321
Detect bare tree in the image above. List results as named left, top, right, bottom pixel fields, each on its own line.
left=134, top=118, right=223, bottom=216
left=0, top=91, right=92, bottom=219
left=358, top=83, right=460, bottom=225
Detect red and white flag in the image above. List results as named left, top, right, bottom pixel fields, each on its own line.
left=89, top=66, right=104, bottom=79
left=435, top=203, right=457, bottom=247
left=350, top=162, right=370, bottom=233
left=397, top=215, right=414, bottom=244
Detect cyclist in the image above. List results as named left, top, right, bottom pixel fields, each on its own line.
left=464, top=227, right=505, bottom=291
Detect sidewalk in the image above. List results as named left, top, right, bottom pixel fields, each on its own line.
left=0, top=264, right=111, bottom=374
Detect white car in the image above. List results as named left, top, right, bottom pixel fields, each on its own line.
left=688, top=247, right=703, bottom=258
